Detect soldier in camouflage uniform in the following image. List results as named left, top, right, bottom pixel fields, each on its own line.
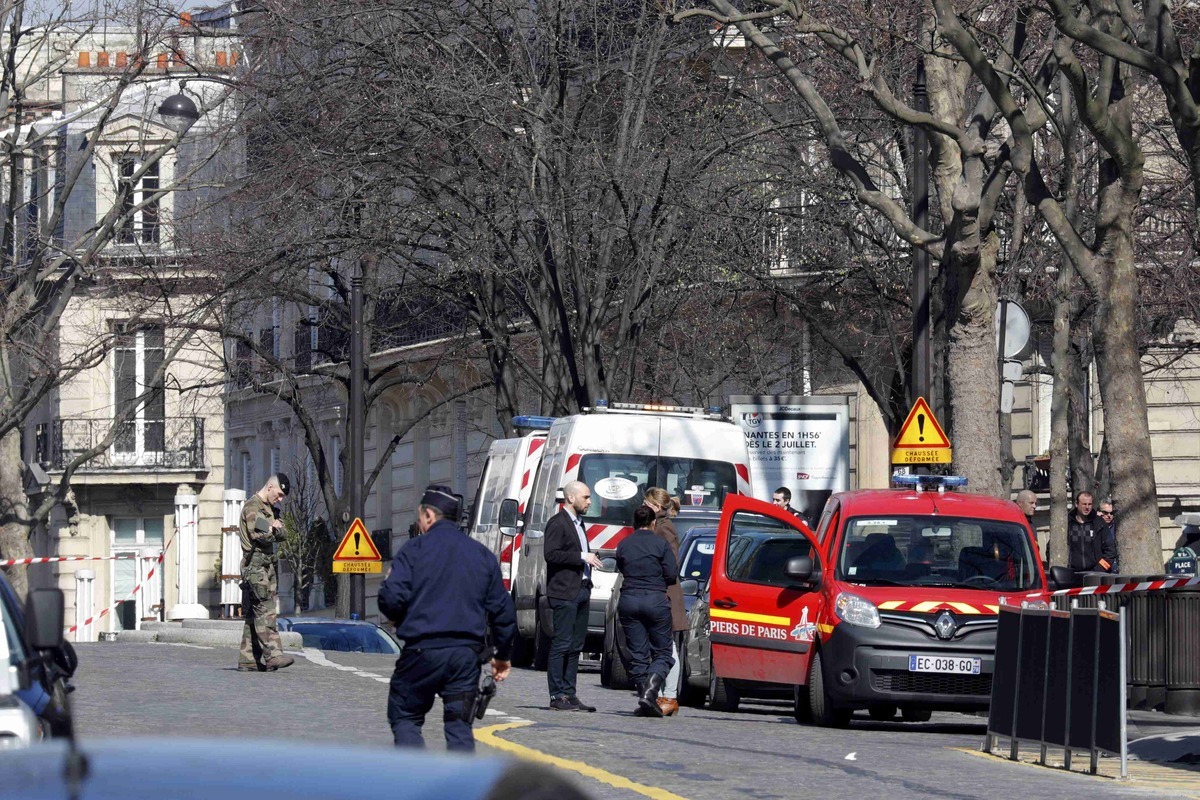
left=237, top=473, right=295, bottom=672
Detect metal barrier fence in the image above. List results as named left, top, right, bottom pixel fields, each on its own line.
left=984, top=602, right=1127, bottom=777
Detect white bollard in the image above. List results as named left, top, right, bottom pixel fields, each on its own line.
left=136, top=548, right=161, bottom=628
left=74, top=570, right=95, bottom=643
left=168, top=492, right=209, bottom=620
left=222, top=490, right=246, bottom=614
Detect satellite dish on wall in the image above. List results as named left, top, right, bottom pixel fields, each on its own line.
left=995, top=299, right=1032, bottom=360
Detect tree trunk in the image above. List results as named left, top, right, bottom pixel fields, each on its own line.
left=945, top=234, right=1003, bottom=497
left=1092, top=239, right=1162, bottom=574
left=1066, top=323, right=1095, bottom=496
left=0, top=428, right=32, bottom=598
left=1048, top=270, right=1074, bottom=567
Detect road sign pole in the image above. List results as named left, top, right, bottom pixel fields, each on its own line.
left=349, top=263, right=366, bottom=619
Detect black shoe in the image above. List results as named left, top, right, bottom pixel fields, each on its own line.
left=638, top=674, right=666, bottom=717
left=549, top=696, right=576, bottom=711
left=567, top=695, right=596, bottom=712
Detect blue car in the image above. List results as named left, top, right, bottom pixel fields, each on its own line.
left=276, top=617, right=402, bottom=655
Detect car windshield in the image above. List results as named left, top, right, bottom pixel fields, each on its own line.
left=680, top=536, right=716, bottom=581
left=837, top=515, right=1039, bottom=591
left=288, top=623, right=400, bottom=654
left=579, top=454, right=738, bottom=525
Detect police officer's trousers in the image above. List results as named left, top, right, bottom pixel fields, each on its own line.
left=387, top=644, right=480, bottom=752
left=617, top=591, right=674, bottom=688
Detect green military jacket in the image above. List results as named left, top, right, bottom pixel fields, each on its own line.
left=240, top=493, right=284, bottom=569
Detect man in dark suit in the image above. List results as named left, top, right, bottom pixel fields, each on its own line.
left=544, top=480, right=604, bottom=711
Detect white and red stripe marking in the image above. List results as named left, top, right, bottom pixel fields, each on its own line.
left=67, top=553, right=164, bottom=634
left=1025, top=575, right=1200, bottom=600
left=1, top=554, right=146, bottom=567
left=500, top=436, right=546, bottom=590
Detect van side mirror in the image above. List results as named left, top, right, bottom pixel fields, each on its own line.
left=1047, top=565, right=1076, bottom=590
left=679, top=579, right=699, bottom=597
left=25, top=588, right=65, bottom=651
left=453, top=493, right=467, bottom=525
left=785, top=556, right=818, bottom=587
left=498, top=498, right=520, bottom=536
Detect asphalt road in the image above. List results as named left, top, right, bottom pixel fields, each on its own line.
left=67, top=643, right=1200, bottom=800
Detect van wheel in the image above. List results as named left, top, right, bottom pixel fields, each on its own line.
left=603, top=630, right=632, bottom=690
left=901, top=707, right=932, bottom=722
left=532, top=606, right=551, bottom=672
left=792, top=684, right=812, bottom=723
left=708, top=670, right=740, bottom=712
left=808, top=651, right=851, bottom=728
left=680, top=664, right=704, bottom=708
left=510, top=631, right=532, bottom=668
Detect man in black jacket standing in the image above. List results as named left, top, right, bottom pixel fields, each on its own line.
left=544, top=480, right=604, bottom=711
left=379, top=485, right=516, bottom=751
left=1066, top=491, right=1116, bottom=576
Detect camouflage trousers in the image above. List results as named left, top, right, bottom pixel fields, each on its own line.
left=239, top=561, right=283, bottom=665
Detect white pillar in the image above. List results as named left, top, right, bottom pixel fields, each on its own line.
left=135, top=547, right=161, bottom=629
left=74, top=570, right=95, bottom=643
left=222, top=489, right=246, bottom=613
left=168, top=492, right=209, bottom=620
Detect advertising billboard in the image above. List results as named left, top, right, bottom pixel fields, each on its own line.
left=729, top=395, right=851, bottom=525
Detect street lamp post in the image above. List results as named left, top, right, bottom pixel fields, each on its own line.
left=349, top=259, right=366, bottom=619
left=911, top=59, right=931, bottom=409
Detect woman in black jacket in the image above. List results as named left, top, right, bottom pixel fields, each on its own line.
left=615, top=504, right=678, bottom=717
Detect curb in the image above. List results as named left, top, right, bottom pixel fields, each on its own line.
left=115, top=627, right=303, bottom=650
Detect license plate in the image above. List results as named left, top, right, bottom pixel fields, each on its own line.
left=908, top=655, right=981, bottom=674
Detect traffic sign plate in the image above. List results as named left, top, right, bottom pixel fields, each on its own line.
left=333, top=518, right=382, bottom=562
left=891, top=397, right=952, bottom=464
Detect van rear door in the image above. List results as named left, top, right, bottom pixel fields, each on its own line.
left=708, top=495, right=824, bottom=685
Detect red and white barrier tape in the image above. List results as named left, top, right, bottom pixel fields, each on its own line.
left=1, top=554, right=147, bottom=566
left=1026, top=574, right=1200, bottom=600
left=68, top=556, right=162, bottom=634
left=67, top=527, right=180, bottom=634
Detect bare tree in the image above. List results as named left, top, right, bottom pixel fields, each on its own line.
left=0, top=3, right=236, bottom=594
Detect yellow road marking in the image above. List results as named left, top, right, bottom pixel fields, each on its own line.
left=476, top=721, right=690, bottom=800
left=709, top=608, right=790, bottom=626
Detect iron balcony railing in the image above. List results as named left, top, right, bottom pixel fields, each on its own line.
left=48, top=416, right=205, bottom=471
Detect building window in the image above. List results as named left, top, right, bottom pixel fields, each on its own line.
left=242, top=452, right=253, bottom=494
left=113, top=323, right=165, bottom=460
left=116, top=157, right=160, bottom=244
left=270, top=447, right=280, bottom=477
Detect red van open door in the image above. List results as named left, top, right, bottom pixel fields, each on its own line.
left=708, top=495, right=825, bottom=686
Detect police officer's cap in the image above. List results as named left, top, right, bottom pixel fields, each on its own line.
left=274, top=472, right=291, bottom=496
left=420, top=484, right=458, bottom=517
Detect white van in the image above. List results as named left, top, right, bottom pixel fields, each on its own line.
left=467, top=422, right=550, bottom=592
left=507, top=402, right=752, bottom=668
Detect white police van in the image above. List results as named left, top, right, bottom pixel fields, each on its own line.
left=467, top=424, right=550, bottom=594
left=503, top=402, right=753, bottom=668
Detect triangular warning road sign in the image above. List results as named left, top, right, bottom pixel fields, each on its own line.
left=893, top=397, right=951, bottom=449
left=333, top=518, right=382, bottom=561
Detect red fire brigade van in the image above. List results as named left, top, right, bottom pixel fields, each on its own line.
left=699, top=475, right=1049, bottom=726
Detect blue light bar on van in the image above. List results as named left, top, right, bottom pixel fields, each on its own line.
left=892, top=474, right=968, bottom=493
left=512, top=415, right=555, bottom=430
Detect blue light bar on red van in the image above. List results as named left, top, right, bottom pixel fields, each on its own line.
left=892, top=474, right=968, bottom=492
left=512, top=415, right=555, bottom=430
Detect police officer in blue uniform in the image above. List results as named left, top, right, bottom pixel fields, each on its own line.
left=379, top=485, right=516, bottom=752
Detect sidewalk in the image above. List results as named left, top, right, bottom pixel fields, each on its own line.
left=1128, top=708, right=1200, bottom=765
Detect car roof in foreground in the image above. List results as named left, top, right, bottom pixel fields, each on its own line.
left=278, top=617, right=380, bottom=627
left=0, top=738, right=589, bottom=800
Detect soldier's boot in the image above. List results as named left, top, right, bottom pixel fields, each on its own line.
left=237, top=662, right=264, bottom=672
left=263, top=654, right=295, bottom=671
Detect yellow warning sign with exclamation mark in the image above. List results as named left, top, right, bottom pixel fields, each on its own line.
left=332, top=518, right=383, bottom=573
left=891, top=397, right=953, bottom=464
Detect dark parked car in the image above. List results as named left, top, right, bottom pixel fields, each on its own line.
left=277, top=618, right=401, bottom=655
left=0, top=574, right=75, bottom=739
left=599, top=512, right=719, bottom=690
